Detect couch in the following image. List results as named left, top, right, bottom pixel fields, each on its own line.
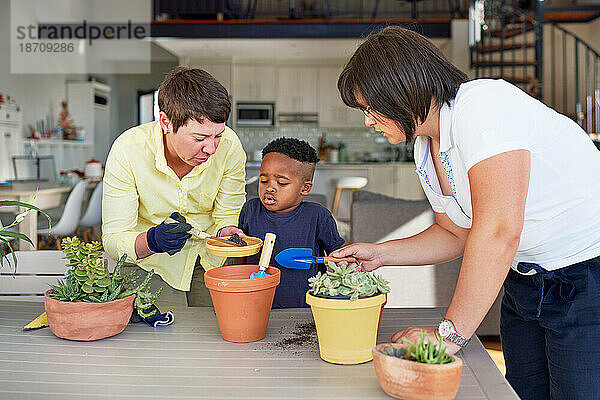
left=351, top=190, right=502, bottom=336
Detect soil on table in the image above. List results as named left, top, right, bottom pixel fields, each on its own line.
left=273, top=317, right=318, bottom=353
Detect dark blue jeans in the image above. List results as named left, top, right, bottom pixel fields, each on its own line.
left=501, top=256, right=600, bottom=400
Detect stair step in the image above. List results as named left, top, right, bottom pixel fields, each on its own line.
left=488, top=23, right=534, bottom=39
left=473, top=60, right=537, bottom=68
left=544, top=9, right=600, bottom=23
left=472, top=42, right=536, bottom=53
left=499, top=12, right=534, bottom=24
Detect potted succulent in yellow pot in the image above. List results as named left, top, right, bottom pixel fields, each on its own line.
left=372, top=331, right=463, bottom=400
left=45, top=237, right=163, bottom=341
left=306, top=262, right=390, bottom=364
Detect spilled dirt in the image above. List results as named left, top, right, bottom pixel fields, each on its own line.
left=272, top=315, right=318, bottom=353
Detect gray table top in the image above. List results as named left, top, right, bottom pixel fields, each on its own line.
left=0, top=301, right=518, bottom=400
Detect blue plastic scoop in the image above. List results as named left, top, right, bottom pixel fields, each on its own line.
left=250, top=233, right=276, bottom=279
left=275, top=248, right=356, bottom=270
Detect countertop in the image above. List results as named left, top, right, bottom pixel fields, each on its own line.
left=0, top=301, right=518, bottom=400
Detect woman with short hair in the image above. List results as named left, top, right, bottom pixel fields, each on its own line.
left=332, top=26, right=600, bottom=399
left=103, top=67, right=246, bottom=308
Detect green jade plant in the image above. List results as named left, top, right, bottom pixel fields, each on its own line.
left=308, top=262, right=391, bottom=300
left=380, top=331, right=454, bottom=364
left=48, top=237, right=162, bottom=318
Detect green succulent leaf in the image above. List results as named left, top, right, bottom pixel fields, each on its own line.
left=401, top=331, right=454, bottom=364
left=95, top=277, right=111, bottom=287
left=308, top=260, right=390, bottom=300
left=81, top=283, right=94, bottom=294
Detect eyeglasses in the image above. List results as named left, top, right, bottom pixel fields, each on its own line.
left=362, top=106, right=378, bottom=122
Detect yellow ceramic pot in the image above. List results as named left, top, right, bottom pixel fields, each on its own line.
left=306, top=292, right=386, bottom=364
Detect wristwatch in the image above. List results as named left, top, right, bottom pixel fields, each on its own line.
left=438, top=319, right=471, bottom=347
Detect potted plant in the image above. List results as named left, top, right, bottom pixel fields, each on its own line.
left=372, top=331, right=463, bottom=400
left=305, top=262, right=390, bottom=364
left=204, top=264, right=281, bottom=343
left=0, top=198, right=51, bottom=269
left=45, top=236, right=162, bottom=341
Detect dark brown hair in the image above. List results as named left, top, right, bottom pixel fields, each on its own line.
left=158, top=66, right=231, bottom=132
left=338, top=26, right=468, bottom=141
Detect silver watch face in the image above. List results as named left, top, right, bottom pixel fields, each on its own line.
left=438, top=320, right=453, bottom=337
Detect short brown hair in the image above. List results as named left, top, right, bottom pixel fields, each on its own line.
left=338, top=26, right=468, bottom=141
left=158, top=66, right=231, bottom=132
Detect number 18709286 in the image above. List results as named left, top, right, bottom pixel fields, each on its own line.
left=19, top=42, right=75, bottom=52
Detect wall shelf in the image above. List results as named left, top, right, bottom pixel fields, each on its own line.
left=24, top=139, right=93, bottom=147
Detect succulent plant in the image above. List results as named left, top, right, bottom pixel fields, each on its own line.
left=380, top=346, right=407, bottom=359
left=399, top=331, right=454, bottom=364
left=308, top=261, right=390, bottom=300
left=48, top=237, right=162, bottom=315
left=48, top=277, right=84, bottom=302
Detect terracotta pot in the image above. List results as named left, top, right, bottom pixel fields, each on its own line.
left=204, top=265, right=280, bottom=343
left=306, top=292, right=386, bottom=364
left=372, top=342, right=463, bottom=400
left=44, top=290, right=135, bottom=341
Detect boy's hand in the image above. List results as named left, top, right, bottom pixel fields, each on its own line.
left=218, top=226, right=246, bottom=238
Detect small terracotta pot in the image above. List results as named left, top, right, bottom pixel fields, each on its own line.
left=372, top=342, right=463, bottom=400
left=44, top=290, right=135, bottom=341
left=204, top=265, right=280, bottom=343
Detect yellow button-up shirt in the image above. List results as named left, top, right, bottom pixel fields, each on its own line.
left=102, top=121, right=246, bottom=290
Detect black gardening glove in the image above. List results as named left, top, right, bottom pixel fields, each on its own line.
left=130, top=304, right=174, bottom=327
left=146, top=212, right=192, bottom=256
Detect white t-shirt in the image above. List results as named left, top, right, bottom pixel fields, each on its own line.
left=414, top=79, right=600, bottom=272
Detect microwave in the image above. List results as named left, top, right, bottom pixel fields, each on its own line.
left=236, top=103, right=274, bottom=126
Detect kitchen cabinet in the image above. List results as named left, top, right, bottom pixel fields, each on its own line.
left=394, top=163, right=424, bottom=200
left=184, top=60, right=369, bottom=127
left=0, top=104, right=23, bottom=182
left=277, top=66, right=318, bottom=113
left=184, top=60, right=232, bottom=92
left=234, top=64, right=278, bottom=101
left=67, top=81, right=110, bottom=163
left=318, top=66, right=365, bottom=128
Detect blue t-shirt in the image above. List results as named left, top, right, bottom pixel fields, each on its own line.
left=238, top=198, right=345, bottom=308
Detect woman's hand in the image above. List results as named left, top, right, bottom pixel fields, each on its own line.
left=330, top=242, right=384, bottom=271
left=391, top=326, right=461, bottom=356
left=218, top=226, right=246, bottom=238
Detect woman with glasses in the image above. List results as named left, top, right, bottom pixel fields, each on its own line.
left=331, top=26, right=600, bottom=400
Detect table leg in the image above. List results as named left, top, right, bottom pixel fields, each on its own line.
left=18, top=195, right=38, bottom=250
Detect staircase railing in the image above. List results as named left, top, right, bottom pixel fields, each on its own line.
left=153, top=0, right=467, bottom=21
left=469, top=0, right=600, bottom=135
left=546, top=22, right=600, bottom=134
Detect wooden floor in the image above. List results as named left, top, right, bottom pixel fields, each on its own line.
left=480, top=336, right=505, bottom=376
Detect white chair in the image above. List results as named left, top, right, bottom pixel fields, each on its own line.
left=0, top=250, right=116, bottom=301
left=38, top=180, right=88, bottom=249
left=78, top=181, right=102, bottom=242
left=331, top=176, right=368, bottom=218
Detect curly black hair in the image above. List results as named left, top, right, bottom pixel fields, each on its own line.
left=262, top=137, right=320, bottom=164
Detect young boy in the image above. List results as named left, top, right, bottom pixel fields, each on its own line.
left=238, top=137, right=345, bottom=308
